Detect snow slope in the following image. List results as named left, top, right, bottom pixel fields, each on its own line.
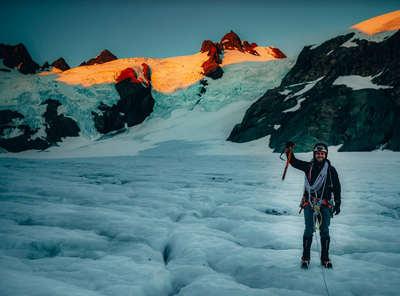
left=311, top=10, right=400, bottom=50
left=52, top=48, right=283, bottom=93
left=350, top=10, right=400, bottom=35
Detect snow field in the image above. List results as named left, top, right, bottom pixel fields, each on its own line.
left=1, top=151, right=399, bottom=296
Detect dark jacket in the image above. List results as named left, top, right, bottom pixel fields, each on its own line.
left=290, top=154, right=341, bottom=202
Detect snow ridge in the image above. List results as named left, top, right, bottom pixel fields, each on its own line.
left=350, top=10, right=400, bottom=35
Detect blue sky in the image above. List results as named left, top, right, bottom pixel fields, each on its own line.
left=1, top=0, right=399, bottom=68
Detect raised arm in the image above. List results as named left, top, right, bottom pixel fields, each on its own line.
left=289, top=153, right=310, bottom=174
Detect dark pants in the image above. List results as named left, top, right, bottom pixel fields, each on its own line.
left=303, top=204, right=332, bottom=237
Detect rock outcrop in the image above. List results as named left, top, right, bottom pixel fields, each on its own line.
left=201, top=47, right=223, bottom=79
left=220, top=31, right=245, bottom=52
left=115, top=72, right=154, bottom=127
left=52, top=58, right=71, bottom=71
left=242, top=41, right=259, bottom=56
left=79, top=49, right=117, bottom=66
left=227, top=30, right=400, bottom=151
left=200, top=40, right=220, bottom=54
left=270, top=47, right=287, bottom=59
left=199, top=31, right=286, bottom=80
left=41, top=62, right=50, bottom=71
left=42, top=99, right=81, bottom=143
left=0, top=43, right=40, bottom=74
left=0, top=110, right=48, bottom=152
left=92, top=64, right=155, bottom=134
left=0, top=100, right=80, bottom=152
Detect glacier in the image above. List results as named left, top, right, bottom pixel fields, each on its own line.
left=0, top=151, right=399, bottom=296
left=0, top=54, right=295, bottom=155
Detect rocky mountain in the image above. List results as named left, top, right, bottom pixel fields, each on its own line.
left=52, top=58, right=71, bottom=71
left=92, top=64, right=154, bottom=135
left=0, top=30, right=287, bottom=153
left=201, top=46, right=223, bottom=79
left=228, top=25, right=400, bottom=151
left=79, top=50, right=117, bottom=66
left=0, top=63, right=155, bottom=152
left=2, top=12, right=400, bottom=154
left=0, top=43, right=40, bottom=74
left=0, top=99, right=80, bottom=152
left=200, top=31, right=286, bottom=79
left=0, top=47, right=150, bottom=151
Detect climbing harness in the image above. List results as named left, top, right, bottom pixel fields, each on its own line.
left=299, top=160, right=334, bottom=221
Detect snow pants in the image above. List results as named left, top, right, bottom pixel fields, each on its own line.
left=303, top=204, right=332, bottom=237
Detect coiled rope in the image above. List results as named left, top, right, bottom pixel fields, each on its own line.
left=304, top=161, right=329, bottom=204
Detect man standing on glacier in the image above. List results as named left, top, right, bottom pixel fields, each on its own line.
left=285, top=142, right=341, bottom=268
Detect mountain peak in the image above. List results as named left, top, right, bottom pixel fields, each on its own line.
left=220, top=30, right=244, bottom=52
left=350, top=10, right=400, bottom=35
left=52, top=57, right=70, bottom=71
left=79, top=49, right=117, bottom=67
left=0, top=43, right=40, bottom=74
left=200, top=31, right=286, bottom=59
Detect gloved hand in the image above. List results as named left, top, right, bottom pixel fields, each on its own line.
left=333, top=200, right=341, bottom=215
left=286, top=141, right=295, bottom=149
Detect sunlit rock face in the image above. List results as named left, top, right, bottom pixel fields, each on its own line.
left=242, top=41, right=259, bottom=56
left=269, top=47, right=287, bottom=59
left=92, top=64, right=155, bottom=134
left=200, top=40, right=223, bottom=79
left=199, top=31, right=286, bottom=80
left=201, top=47, right=223, bottom=79
left=220, top=30, right=245, bottom=52
left=115, top=64, right=155, bottom=127
left=200, top=40, right=221, bottom=54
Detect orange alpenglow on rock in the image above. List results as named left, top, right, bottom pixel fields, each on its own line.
left=201, top=46, right=223, bottom=78
left=141, top=63, right=151, bottom=87
left=116, top=68, right=140, bottom=83
left=242, top=41, right=259, bottom=56
left=270, top=47, right=287, bottom=59
left=221, top=31, right=244, bottom=52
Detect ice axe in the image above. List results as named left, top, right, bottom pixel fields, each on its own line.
left=280, top=142, right=296, bottom=181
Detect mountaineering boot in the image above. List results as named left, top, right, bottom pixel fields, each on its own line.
left=321, top=236, right=332, bottom=268
left=301, top=236, right=312, bottom=268
left=301, top=259, right=309, bottom=268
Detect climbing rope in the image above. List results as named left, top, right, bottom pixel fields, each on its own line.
left=315, top=232, right=331, bottom=296
left=312, top=202, right=330, bottom=296
left=314, top=205, right=323, bottom=231
left=304, top=161, right=329, bottom=205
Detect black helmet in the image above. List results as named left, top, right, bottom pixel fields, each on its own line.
left=313, top=143, right=328, bottom=158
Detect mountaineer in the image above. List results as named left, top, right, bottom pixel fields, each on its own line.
left=285, top=142, right=341, bottom=268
